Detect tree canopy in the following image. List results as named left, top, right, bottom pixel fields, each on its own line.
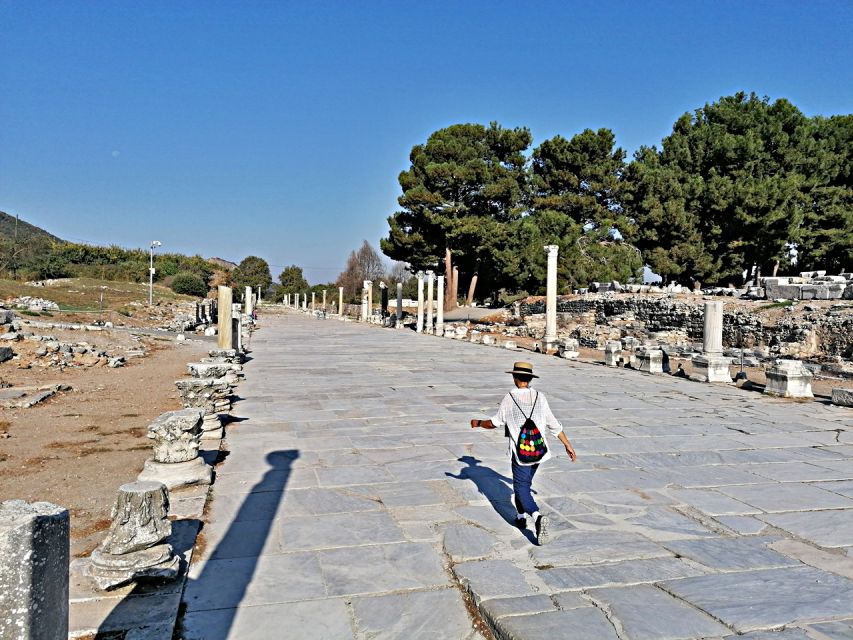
left=278, top=264, right=308, bottom=292
left=382, top=95, right=851, bottom=298
left=232, top=256, right=272, bottom=292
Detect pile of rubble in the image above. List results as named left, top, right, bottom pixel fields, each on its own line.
left=0, top=308, right=136, bottom=370
left=6, top=296, right=61, bottom=311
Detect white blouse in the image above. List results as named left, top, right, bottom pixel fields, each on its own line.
left=488, top=387, right=564, bottom=465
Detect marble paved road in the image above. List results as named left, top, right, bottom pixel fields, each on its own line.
left=179, top=312, right=853, bottom=640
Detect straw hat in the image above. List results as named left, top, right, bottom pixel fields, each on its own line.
left=506, top=361, right=539, bottom=378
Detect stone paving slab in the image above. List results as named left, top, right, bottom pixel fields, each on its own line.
left=659, top=566, right=853, bottom=633
left=179, top=312, right=853, bottom=639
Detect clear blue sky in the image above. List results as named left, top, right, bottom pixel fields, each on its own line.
left=2, top=1, right=851, bottom=284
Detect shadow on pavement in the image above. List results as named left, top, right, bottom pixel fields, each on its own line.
left=98, top=450, right=299, bottom=640
left=445, top=455, right=536, bottom=544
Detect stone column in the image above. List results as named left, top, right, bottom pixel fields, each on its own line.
left=217, top=286, right=232, bottom=350
left=175, top=377, right=231, bottom=439
left=86, top=481, right=179, bottom=590
left=436, top=275, right=445, bottom=336
left=692, top=301, right=731, bottom=383
left=0, top=500, right=69, bottom=639
left=302, top=293, right=307, bottom=310
left=137, top=409, right=212, bottom=489
left=322, top=289, right=327, bottom=313
left=311, top=292, right=316, bottom=313
left=367, top=281, right=374, bottom=322
left=379, top=282, right=388, bottom=323
left=257, top=285, right=262, bottom=304
left=361, top=281, right=370, bottom=322
left=544, top=245, right=559, bottom=348
left=338, top=287, right=344, bottom=316
left=426, top=270, right=435, bottom=334
left=244, top=286, right=253, bottom=316
left=703, top=301, right=723, bottom=354
left=396, top=282, right=403, bottom=327
left=416, top=271, right=425, bottom=333
left=231, top=304, right=242, bottom=352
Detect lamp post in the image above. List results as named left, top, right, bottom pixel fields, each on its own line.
left=149, top=240, right=161, bottom=305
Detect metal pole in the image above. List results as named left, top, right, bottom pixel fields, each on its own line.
left=148, top=245, right=154, bottom=305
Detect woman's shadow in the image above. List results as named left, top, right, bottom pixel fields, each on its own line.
left=445, top=455, right=536, bottom=544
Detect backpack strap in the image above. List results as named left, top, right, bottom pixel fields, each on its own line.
left=509, top=390, right=539, bottom=421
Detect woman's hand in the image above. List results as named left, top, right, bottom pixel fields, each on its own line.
left=564, top=442, right=577, bottom=462
left=470, top=419, right=480, bottom=429
left=471, top=419, right=496, bottom=429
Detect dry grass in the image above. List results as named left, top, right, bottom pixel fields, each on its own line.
left=0, top=277, right=196, bottom=312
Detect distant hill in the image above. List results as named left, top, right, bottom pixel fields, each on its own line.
left=207, top=257, right=237, bottom=270
left=0, top=211, right=63, bottom=244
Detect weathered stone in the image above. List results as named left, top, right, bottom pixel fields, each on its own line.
left=98, top=482, right=171, bottom=555
left=0, top=500, right=69, bottom=640
left=764, top=359, right=813, bottom=398
left=831, top=387, right=853, bottom=407
left=604, top=340, right=621, bottom=367
left=147, top=409, right=204, bottom=464
left=138, top=456, right=213, bottom=490
left=442, top=523, right=496, bottom=561
left=691, top=354, right=732, bottom=383
left=86, top=481, right=179, bottom=590
left=187, top=362, right=231, bottom=378
left=638, top=349, right=663, bottom=374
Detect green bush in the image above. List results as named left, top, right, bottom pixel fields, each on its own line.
left=170, top=272, right=208, bottom=297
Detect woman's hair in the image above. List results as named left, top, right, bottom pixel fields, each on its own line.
left=512, top=373, right=533, bottom=383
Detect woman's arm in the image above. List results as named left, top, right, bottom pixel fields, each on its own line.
left=556, top=431, right=577, bottom=462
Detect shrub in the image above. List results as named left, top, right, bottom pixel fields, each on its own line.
left=170, top=272, right=208, bottom=297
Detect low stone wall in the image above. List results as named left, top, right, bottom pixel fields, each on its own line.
left=521, top=296, right=853, bottom=358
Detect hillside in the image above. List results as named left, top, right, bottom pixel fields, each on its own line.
left=0, top=211, right=63, bottom=244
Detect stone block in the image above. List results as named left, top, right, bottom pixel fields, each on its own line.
left=831, top=388, right=853, bottom=407
left=604, top=341, right=621, bottom=367
left=138, top=457, right=213, bottom=490
left=764, top=359, right=813, bottom=398
left=691, top=354, right=731, bottom=383
left=637, top=349, right=663, bottom=374
left=0, top=500, right=70, bottom=640
left=0, top=346, right=13, bottom=363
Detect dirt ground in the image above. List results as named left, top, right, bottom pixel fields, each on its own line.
left=0, top=332, right=207, bottom=557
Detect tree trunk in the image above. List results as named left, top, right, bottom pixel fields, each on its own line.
left=466, top=272, right=478, bottom=306
left=444, top=248, right=456, bottom=311
left=452, top=266, right=459, bottom=308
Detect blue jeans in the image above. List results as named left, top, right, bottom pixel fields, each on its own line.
left=511, top=459, right=539, bottom=516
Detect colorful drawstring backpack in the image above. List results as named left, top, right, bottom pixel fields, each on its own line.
left=509, top=391, right=548, bottom=464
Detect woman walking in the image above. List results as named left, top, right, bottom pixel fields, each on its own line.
left=470, top=361, right=577, bottom=545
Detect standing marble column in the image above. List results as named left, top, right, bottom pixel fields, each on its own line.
left=426, top=270, right=435, bottom=334
left=0, top=500, right=69, bottom=638
left=257, top=285, right=262, bottom=304
left=544, top=245, right=559, bottom=348
left=322, top=289, right=327, bottom=313
left=703, top=301, right=723, bottom=354
left=311, top=292, right=316, bottom=313
left=361, top=281, right=370, bottom=322
left=244, top=286, right=253, bottom=317
left=416, top=271, right=425, bottom=333
left=217, top=286, right=233, bottom=350
left=692, top=301, right=731, bottom=383
left=396, top=282, right=403, bottom=327
left=338, top=287, right=344, bottom=316
left=302, top=293, right=307, bottom=311
left=436, top=275, right=445, bottom=336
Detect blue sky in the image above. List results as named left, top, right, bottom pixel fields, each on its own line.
left=2, top=1, right=851, bottom=284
